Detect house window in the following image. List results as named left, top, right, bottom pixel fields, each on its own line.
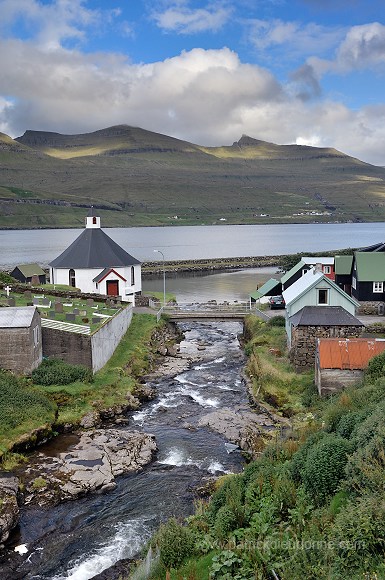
left=373, top=282, right=384, bottom=293
left=69, top=269, right=76, bottom=287
left=131, top=266, right=135, bottom=286
left=317, top=288, right=329, bottom=305
left=323, top=265, right=331, bottom=274
left=352, top=276, right=357, bottom=290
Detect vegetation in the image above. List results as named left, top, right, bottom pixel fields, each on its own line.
left=2, top=126, right=385, bottom=228
left=0, top=313, right=161, bottom=459
left=144, top=318, right=385, bottom=579
left=0, top=271, right=17, bottom=284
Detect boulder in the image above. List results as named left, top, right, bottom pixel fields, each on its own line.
left=0, top=474, right=20, bottom=544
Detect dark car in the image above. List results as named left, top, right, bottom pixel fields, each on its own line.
left=268, top=295, right=285, bottom=309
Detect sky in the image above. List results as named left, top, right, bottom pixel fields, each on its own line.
left=0, top=0, right=385, bottom=165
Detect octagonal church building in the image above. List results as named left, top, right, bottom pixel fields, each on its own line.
left=49, top=209, right=141, bottom=303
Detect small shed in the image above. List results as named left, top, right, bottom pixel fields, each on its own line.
left=0, top=306, right=42, bottom=375
left=289, top=306, right=364, bottom=371
left=10, top=263, right=46, bottom=285
left=316, top=338, right=385, bottom=396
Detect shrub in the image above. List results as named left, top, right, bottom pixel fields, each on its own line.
left=157, top=518, right=195, bottom=570
left=330, top=494, right=385, bottom=576
left=0, top=271, right=17, bottom=284
left=300, top=435, right=352, bottom=506
left=365, top=350, right=385, bottom=381
left=209, top=550, right=243, bottom=579
left=344, top=428, right=385, bottom=494
left=290, top=431, right=329, bottom=483
left=214, top=506, right=238, bottom=540
left=335, top=411, right=366, bottom=440
left=267, top=315, right=285, bottom=327
left=32, top=358, right=93, bottom=385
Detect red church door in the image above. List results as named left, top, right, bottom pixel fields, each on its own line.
left=106, top=280, right=119, bottom=296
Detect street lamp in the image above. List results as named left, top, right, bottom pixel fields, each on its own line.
left=153, top=249, right=166, bottom=307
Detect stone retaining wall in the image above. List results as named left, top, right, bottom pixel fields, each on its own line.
left=357, top=301, right=385, bottom=315
left=290, top=325, right=364, bottom=371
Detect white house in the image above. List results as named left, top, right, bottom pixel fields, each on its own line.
left=283, top=267, right=359, bottom=345
left=49, top=210, right=141, bottom=303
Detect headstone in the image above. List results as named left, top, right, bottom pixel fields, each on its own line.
left=24, top=290, right=32, bottom=300
left=49, top=311, right=56, bottom=319
left=7, top=297, right=15, bottom=307
left=42, top=298, right=50, bottom=306
left=92, top=317, right=100, bottom=324
left=80, top=310, right=87, bottom=317
left=4, top=285, right=11, bottom=297
left=86, top=298, right=94, bottom=306
left=66, top=313, right=76, bottom=322
left=33, top=298, right=40, bottom=306
left=73, top=308, right=80, bottom=315
left=55, top=302, right=63, bottom=313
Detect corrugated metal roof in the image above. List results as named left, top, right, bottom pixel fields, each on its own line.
left=290, top=306, right=363, bottom=327
left=49, top=228, right=141, bottom=269
left=251, top=278, right=281, bottom=299
left=317, top=338, right=385, bottom=370
left=0, top=306, right=37, bottom=328
left=355, top=252, right=385, bottom=281
left=335, top=255, right=353, bottom=275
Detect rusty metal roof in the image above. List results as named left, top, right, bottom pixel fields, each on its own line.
left=317, top=338, right=385, bottom=370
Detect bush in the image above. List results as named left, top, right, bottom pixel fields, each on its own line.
left=157, top=518, right=195, bottom=569
left=267, top=315, right=285, bottom=327
left=335, top=411, right=366, bottom=440
left=32, top=358, right=93, bottom=385
left=365, top=350, right=385, bottom=381
left=330, top=494, right=385, bottom=576
left=214, top=506, right=238, bottom=540
left=300, top=435, right=352, bottom=505
left=0, top=271, right=17, bottom=284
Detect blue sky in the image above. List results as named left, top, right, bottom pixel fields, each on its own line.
left=0, top=0, right=385, bottom=165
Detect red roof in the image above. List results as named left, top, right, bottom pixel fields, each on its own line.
left=317, top=338, right=385, bottom=370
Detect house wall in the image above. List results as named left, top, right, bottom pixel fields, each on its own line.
left=287, top=282, right=357, bottom=319
left=51, top=265, right=141, bottom=303
left=316, top=368, right=363, bottom=397
left=42, top=305, right=134, bottom=372
left=0, top=310, right=42, bottom=374
left=290, top=324, right=363, bottom=371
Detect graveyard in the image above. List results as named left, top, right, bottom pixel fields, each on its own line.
left=0, top=287, right=125, bottom=335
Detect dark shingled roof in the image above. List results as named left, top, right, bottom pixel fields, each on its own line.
left=289, top=306, right=363, bottom=327
left=49, top=229, right=141, bottom=268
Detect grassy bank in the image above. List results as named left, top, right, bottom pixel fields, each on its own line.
left=141, top=317, right=385, bottom=580
left=0, top=313, right=161, bottom=461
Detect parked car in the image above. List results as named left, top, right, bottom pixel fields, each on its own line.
left=269, top=295, right=285, bottom=309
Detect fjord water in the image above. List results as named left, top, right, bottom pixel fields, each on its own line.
left=0, top=222, right=384, bottom=268
left=11, top=321, right=247, bottom=579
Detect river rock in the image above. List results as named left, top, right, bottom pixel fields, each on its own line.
left=80, top=410, right=101, bottom=429
left=21, top=429, right=157, bottom=505
left=0, top=474, right=20, bottom=544
left=198, top=406, right=277, bottom=457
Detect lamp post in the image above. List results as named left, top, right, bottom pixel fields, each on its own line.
left=154, top=249, right=166, bottom=307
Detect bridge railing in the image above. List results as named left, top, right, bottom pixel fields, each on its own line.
left=162, top=301, right=252, bottom=313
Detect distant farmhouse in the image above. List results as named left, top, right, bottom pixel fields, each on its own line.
left=10, top=263, right=46, bottom=285
left=49, top=209, right=141, bottom=304
left=0, top=306, right=42, bottom=374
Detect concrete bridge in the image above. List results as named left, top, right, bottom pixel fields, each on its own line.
left=155, top=301, right=271, bottom=322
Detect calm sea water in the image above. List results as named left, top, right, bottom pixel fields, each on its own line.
left=0, top=222, right=384, bottom=269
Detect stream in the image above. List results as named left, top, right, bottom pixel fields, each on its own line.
left=4, top=321, right=251, bottom=579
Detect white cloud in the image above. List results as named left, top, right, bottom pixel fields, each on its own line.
left=152, top=2, right=232, bottom=34
left=0, top=0, right=115, bottom=50
left=335, top=22, right=385, bottom=71
left=247, top=19, right=344, bottom=59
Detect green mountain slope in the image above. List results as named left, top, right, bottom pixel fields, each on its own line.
left=0, top=125, right=383, bottom=228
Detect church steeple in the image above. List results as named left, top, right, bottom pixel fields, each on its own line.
left=85, top=206, right=101, bottom=229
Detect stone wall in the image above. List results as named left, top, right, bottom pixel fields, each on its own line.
left=357, top=301, right=385, bottom=315
left=290, top=325, right=364, bottom=371
left=0, top=310, right=42, bottom=375
left=42, top=306, right=134, bottom=372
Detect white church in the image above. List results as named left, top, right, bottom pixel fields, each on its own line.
left=49, top=210, right=142, bottom=303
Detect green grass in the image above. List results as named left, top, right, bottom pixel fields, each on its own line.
left=143, top=291, right=176, bottom=303
left=35, top=313, right=159, bottom=426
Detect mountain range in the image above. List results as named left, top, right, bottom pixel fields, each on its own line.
left=0, top=124, right=385, bottom=228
